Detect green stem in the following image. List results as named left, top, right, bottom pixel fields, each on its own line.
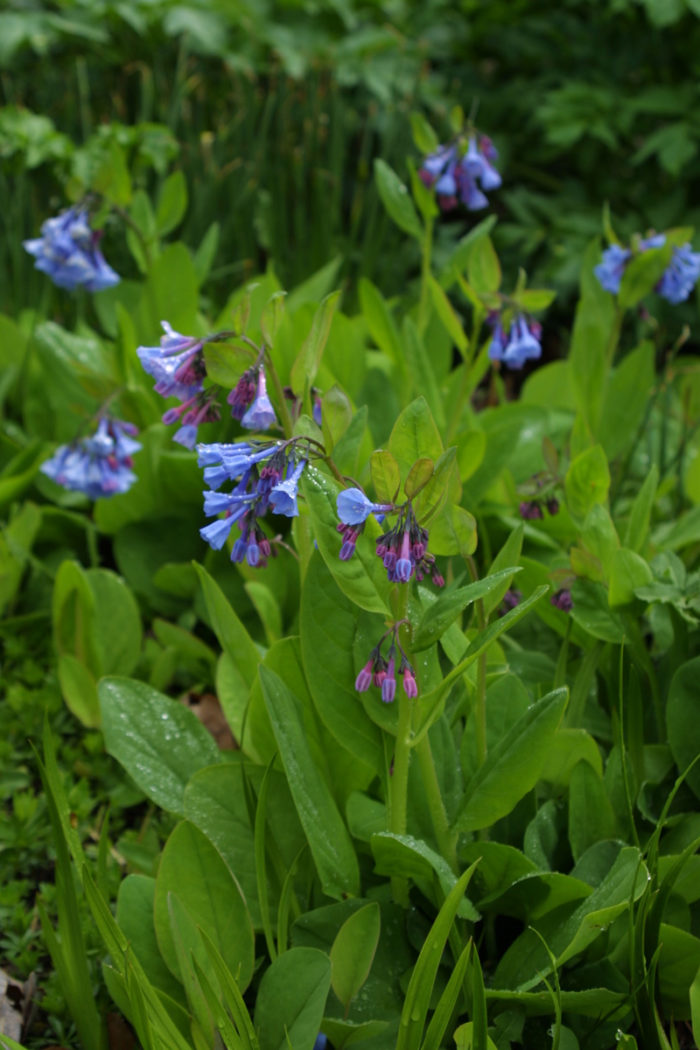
left=415, top=734, right=458, bottom=872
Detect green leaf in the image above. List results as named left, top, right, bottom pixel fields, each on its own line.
left=599, top=343, right=655, bottom=459
left=514, top=288, right=557, bottom=311
left=618, top=241, right=673, bottom=309
left=608, top=547, right=653, bottom=607
left=255, top=948, right=331, bottom=1050
left=290, top=290, right=341, bottom=395
left=155, top=170, right=187, bottom=235
left=330, top=902, right=381, bottom=1011
left=154, top=820, right=255, bottom=989
left=301, top=466, right=391, bottom=616
left=370, top=449, right=401, bottom=503
left=374, top=158, right=423, bottom=240
left=455, top=689, right=568, bottom=832
left=57, top=653, right=100, bottom=728
left=396, top=861, right=480, bottom=1050
left=427, top=503, right=477, bottom=558
left=409, top=111, right=439, bottom=154
left=259, top=666, right=361, bottom=899
left=193, top=562, right=260, bottom=688
left=388, top=396, right=443, bottom=481
left=401, top=317, right=445, bottom=427
left=420, top=940, right=472, bottom=1050
left=568, top=761, right=617, bottom=861
left=482, top=525, right=524, bottom=618
left=439, top=215, right=498, bottom=289
left=404, top=457, right=434, bottom=499
left=260, top=291, right=287, bottom=348
left=358, top=278, right=405, bottom=374
left=116, top=876, right=183, bottom=1000
left=300, top=550, right=383, bottom=772
left=193, top=221, right=220, bottom=285
left=184, top=760, right=262, bottom=928
left=371, top=833, right=479, bottom=921
left=428, top=276, right=468, bottom=354
left=467, top=236, right=501, bottom=295
left=415, top=586, right=549, bottom=741
left=565, top=445, right=610, bottom=522
left=667, top=657, right=700, bottom=798
left=99, top=676, right=220, bottom=814
left=413, top=568, right=520, bottom=651
left=624, top=464, right=658, bottom=552
left=570, top=239, right=614, bottom=432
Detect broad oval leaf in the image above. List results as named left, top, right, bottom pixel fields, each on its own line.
left=330, top=902, right=381, bottom=1010
left=99, top=676, right=220, bottom=814
left=154, top=820, right=255, bottom=989
left=255, top=947, right=331, bottom=1050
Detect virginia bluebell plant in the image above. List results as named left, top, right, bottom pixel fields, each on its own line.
left=197, top=439, right=311, bottom=565
left=41, top=417, right=140, bottom=498
left=595, top=233, right=700, bottom=303
left=487, top=310, right=543, bottom=369
left=24, top=205, right=120, bottom=292
left=419, top=132, right=501, bottom=212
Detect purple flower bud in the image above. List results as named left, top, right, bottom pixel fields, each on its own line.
left=355, top=660, right=374, bottom=693
left=551, top=588, right=573, bottom=612
left=381, top=657, right=397, bottom=703
left=546, top=497, right=560, bottom=516
left=402, top=667, right=418, bottom=699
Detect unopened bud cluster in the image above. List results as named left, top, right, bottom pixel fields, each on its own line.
left=355, top=625, right=417, bottom=703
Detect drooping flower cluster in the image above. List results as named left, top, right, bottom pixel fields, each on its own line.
left=197, top=439, right=308, bottom=565
left=355, top=625, right=418, bottom=703
left=24, top=206, right=120, bottom=293
left=419, top=134, right=501, bottom=212
left=487, top=311, right=543, bottom=370
left=336, top=488, right=443, bottom=587
left=595, top=234, right=700, bottom=303
left=40, top=417, right=140, bottom=499
left=137, top=321, right=220, bottom=449
left=137, top=324, right=279, bottom=448
left=227, top=364, right=278, bottom=430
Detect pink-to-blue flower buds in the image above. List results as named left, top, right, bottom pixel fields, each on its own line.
left=487, top=313, right=542, bottom=370
left=419, top=134, right=501, bottom=213
left=24, top=206, right=120, bottom=292
left=595, top=233, right=700, bottom=303
left=41, top=417, right=140, bottom=499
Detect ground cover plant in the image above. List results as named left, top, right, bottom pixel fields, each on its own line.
left=3, top=6, right=700, bottom=1050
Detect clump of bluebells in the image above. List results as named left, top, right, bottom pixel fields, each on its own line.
left=41, top=417, right=140, bottom=499
left=24, top=205, right=120, bottom=292
left=137, top=323, right=278, bottom=448
left=487, top=310, right=543, bottom=370
left=595, top=233, right=700, bottom=303
left=419, top=131, right=501, bottom=212
left=355, top=623, right=418, bottom=703
left=336, top=488, right=444, bottom=586
left=197, top=439, right=310, bottom=565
